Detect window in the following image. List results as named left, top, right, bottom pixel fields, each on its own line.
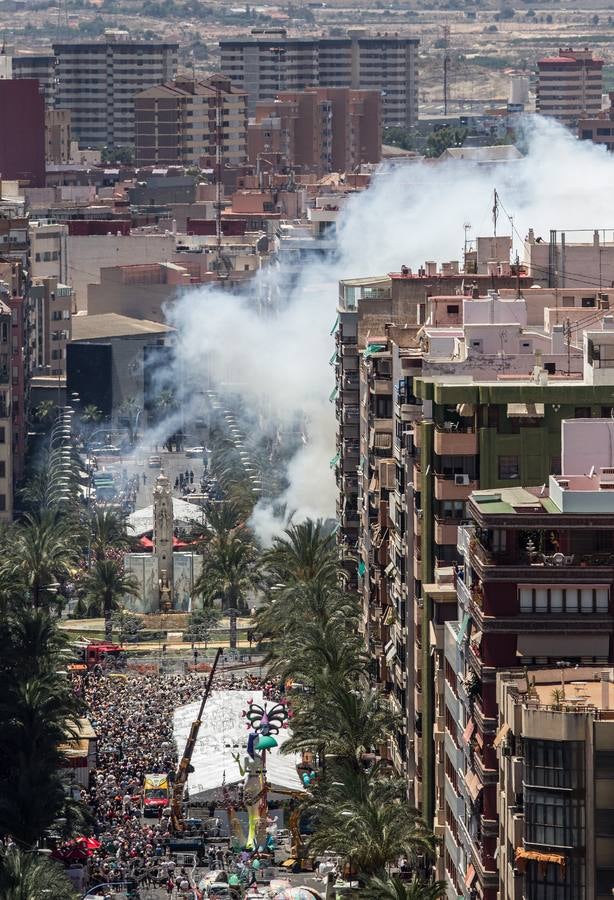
left=498, top=455, right=519, bottom=480
left=519, top=586, right=608, bottom=613
left=470, top=339, right=483, bottom=353
left=561, top=295, right=575, bottom=307
left=0, top=462, right=6, bottom=478
left=446, top=304, right=459, bottom=314
left=581, top=296, right=596, bottom=307
left=525, top=791, right=585, bottom=848
left=0, top=494, right=6, bottom=511
left=574, top=407, right=591, bottom=418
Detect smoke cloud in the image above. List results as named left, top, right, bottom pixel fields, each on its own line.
left=166, top=117, right=614, bottom=543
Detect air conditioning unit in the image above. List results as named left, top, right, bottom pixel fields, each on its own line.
left=455, top=474, right=470, bottom=486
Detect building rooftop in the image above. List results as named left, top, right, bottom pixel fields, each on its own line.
left=71, top=313, right=174, bottom=341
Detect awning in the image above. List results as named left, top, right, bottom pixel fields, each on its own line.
left=470, top=629, right=483, bottom=647
left=463, top=718, right=476, bottom=744
left=369, top=474, right=379, bottom=493
left=329, top=385, right=339, bottom=402
left=464, top=863, right=477, bottom=889
left=517, top=633, right=609, bottom=658
left=358, top=560, right=366, bottom=577
left=493, top=722, right=511, bottom=749
left=456, top=612, right=471, bottom=644
left=465, top=770, right=483, bottom=803
left=374, top=432, right=392, bottom=450
left=457, top=403, right=475, bottom=417
left=329, top=315, right=339, bottom=335
left=383, top=606, right=394, bottom=625
left=385, top=642, right=396, bottom=664
left=507, top=402, right=545, bottom=417
left=329, top=451, right=340, bottom=469
left=429, top=621, right=437, bottom=649
left=329, top=350, right=337, bottom=365
left=515, top=848, right=566, bottom=877
left=363, top=343, right=386, bottom=358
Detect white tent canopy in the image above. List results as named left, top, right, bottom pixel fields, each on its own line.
left=173, top=690, right=304, bottom=801
left=127, top=497, right=202, bottom=536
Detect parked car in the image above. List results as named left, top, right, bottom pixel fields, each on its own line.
left=185, top=446, right=205, bottom=458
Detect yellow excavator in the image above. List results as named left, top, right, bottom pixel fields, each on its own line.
left=171, top=647, right=223, bottom=833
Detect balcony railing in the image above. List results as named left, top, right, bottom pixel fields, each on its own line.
left=472, top=537, right=614, bottom=570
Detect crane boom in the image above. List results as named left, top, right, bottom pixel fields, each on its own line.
left=171, top=647, right=223, bottom=832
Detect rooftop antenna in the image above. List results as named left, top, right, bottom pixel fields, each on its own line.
left=463, top=222, right=471, bottom=265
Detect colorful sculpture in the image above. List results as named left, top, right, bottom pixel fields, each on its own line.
left=237, top=697, right=290, bottom=850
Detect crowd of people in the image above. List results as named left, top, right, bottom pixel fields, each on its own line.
left=74, top=669, right=275, bottom=897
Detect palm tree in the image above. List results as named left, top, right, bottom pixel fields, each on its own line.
left=0, top=675, right=83, bottom=847
left=364, top=875, right=446, bottom=899
left=80, top=403, right=102, bottom=425
left=0, top=845, right=78, bottom=900
left=0, top=606, right=74, bottom=680
left=261, top=519, right=339, bottom=587
left=89, top=507, right=131, bottom=561
left=284, top=680, right=400, bottom=769
left=307, top=773, right=435, bottom=879
left=9, top=510, right=79, bottom=607
left=194, top=533, right=259, bottom=649
left=81, top=559, right=139, bottom=640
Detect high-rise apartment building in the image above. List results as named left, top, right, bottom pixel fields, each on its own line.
left=497, top=665, right=614, bottom=900
left=248, top=88, right=381, bottom=175
left=135, top=76, right=247, bottom=168
left=220, top=29, right=418, bottom=128
left=30, top=277, right=73, bottom=378
left=447, top=414, right=614, bottom=899
left=537, top=47, right=603, bottom=127
left=53, top=31, right=178, bottom=147
left=11, top=53, right=58, bottom=107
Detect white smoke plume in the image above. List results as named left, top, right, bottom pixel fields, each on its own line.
left=166, top=117, right=614, bottom=543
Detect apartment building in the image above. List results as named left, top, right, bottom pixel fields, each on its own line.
left=46, top=109, right=72, bottom=164
left=579, top=91, right=614, bottom=151
left=135, top=76, right=247, bottom=168
left=497, top=666, right=614, bottom=900
left=220, top=29, right=418, bottom=128
left=445, top=414, right=614, bottom=899
left=248, top=88, right=381, bottom=175
left=0, top=80, right=45, bottom=187
left=537, top=47, right=603, bottom=127
left=30, top=222, right=69, bottom=285
left=523, top=227, right=614, bottom=288
left=30, top=277, right=73, bottom=377
left=11, top=53, right=58, bottom=107
left=53, top=31, right=178, bottom=147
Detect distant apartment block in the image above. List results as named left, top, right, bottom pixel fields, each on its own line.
left=220, top=29, right=418, bottom=128
left=11, top=53, right=58, bottom=107
left=248, top=88, right=381, bottom=175
left=579, top=91, right=614, bottom=151
left=30, top=277, right=73, bottom=377
left=537, top=47, right=603, bottom=127
left=53, top=31, right=178, bottom=147
left=46, top=109, right=72, bottom=164
left=0, top=80, right=45, bottom=186
left=135, top=76, right=247, bottom=168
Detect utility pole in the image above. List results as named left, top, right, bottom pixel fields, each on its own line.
left=515, top=252, right=521, bottom=297
left=442, top=25, right=451, bottom=115
left=214, top=78, right=223, bottom=279
left=565, top=318, right=571, bottom=376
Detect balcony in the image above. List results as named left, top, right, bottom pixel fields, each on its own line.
left=434, top=474, right=478, bottom=500
left=434, top=424, right=478, bottom=456
left=413, top=553, right=422, bottom=581
left=370, top=378, right=393, bottom=395
left=413, top=508, right=422, bottom=537
left=434, top=517, right=460, bottom=546
left=413, top=426, right=421, bottom=449
left=400, top=403, right=422, bottom=423
left=457, top=523, right=474, bottom=557
left=471, top=532, right=614, bottom=576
